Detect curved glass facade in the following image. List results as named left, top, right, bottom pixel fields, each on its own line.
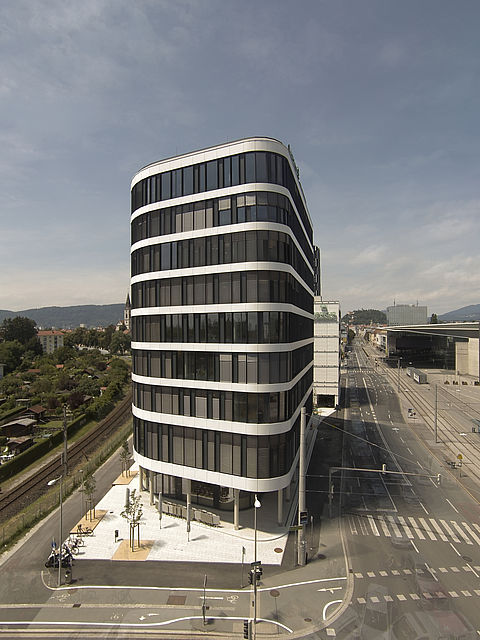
left=131, top=138, right=314, bottom=494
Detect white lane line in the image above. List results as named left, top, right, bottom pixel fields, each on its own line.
left=408, top=517, right=426, bottom=540
left=474, top=589, right=480, bottom=596
left=378, top=515, right=391, bottom=537
left=417, top=501, right=429, bottom=514
left=418, top=517, right=437, bottom=541
left=406, top=447, right=413, bottom=455
left=387, top=515, right=402, bottom=538
left=398, top=516, right=414, bottom=539
left=451, top=521, right=473, bottom=545
left=462, top=522, right=480, bottom=545
left=440, top=520, right=460, bottom=543
left=446, top=498, right=459, bottom=514
left=449, top=543, right=461, bottom=557
left=429, top=519, right=448, bottom=542
left=367, top=515, right=380, bottom=536
left=471, top=523, right=480, bottom=536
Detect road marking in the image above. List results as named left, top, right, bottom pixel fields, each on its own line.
left=348, top=515, right=358, bottom=536
left=438, top=567, right=448, bottom=573
left=440, top=520, right=460, bottom=543
left=422, top=592, right=432, bottom=599
left=450, top=567, right=460, bottom=572
left=449, top=543, right=461, bottom=556
left=462, top=590, right=472, bottom=597
left=419, top=502, right=429, bottom=514
left=326, top=629, right=336, bottom=637
left=402, top=569, right=412, bottom=575
left=429, top=518, right=448, bottom=542
left=396, top=594, right=407, bottom=601
left=387, top=515, right=402, bottom=537
left=474, top=590, right=480, bottom=596
left=354, top=572, right=363, bottom=578
left=406, top=447, right=413, bottom=454
left=451, top=521, right=473, bottom=545
left=357, top=597, right=366, bottom=604
left=446, top=498, right=459, bottom=513
left=379, top=571, right=388, bottom=577
left=367, top=572, right=375, bottom=578
left=408, top=517, right=425, bottom=540
left=391, top=570, right=400, bottom=576
left=367, top=515, right=380, bottom=536
left=418, top=517, right=436, bottom=540
left=472, top=523, right=480, bottom=536
left=449, top=591, right=459, bottom=597
left=398, top=516, right=414, bottom=539
left=370, top=596, right=380, bottom=603
left=462, top=522, right=480, bottom=545
left=410, top=593, right=420, bottom=600
left=378, top=515, right=391, bottom=537
left=384, top=595, right=393, bottom=602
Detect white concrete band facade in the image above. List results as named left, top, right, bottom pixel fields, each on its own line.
left=130, top=137, right=314, bottom=510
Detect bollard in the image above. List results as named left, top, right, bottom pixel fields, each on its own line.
left=115, top=529, right=119, bottom=542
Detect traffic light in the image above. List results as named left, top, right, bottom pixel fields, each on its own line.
left=256, top=565, right=263, bottom=581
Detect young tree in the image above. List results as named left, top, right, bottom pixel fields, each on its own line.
left=120, top=489, right=143, bottom=551
left=83, top=474, right=97, bottom=521
left=120, top=440, right=130, bottom=476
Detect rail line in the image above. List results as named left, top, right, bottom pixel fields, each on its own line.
left=362, top=351, right=480, bottom=486
left=0, top=390, right=132, bottom=520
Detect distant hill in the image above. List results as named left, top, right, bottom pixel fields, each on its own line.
left=439, top=304, right=480, bottom=322
left=0, top=304, right=125, bottom=329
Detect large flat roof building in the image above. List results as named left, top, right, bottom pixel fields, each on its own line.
left=386, top=304, right=428, bottom=326
left=130, top=137, right=314, bottom=523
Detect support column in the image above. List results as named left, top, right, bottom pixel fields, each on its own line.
left=285, top=483, right=291, bottom=502
left=233, top=489, right=240, bottom=530
left=138, top=466, right=143, bottom=492
left=277, top=488, right=283, bottom=526
left=149, top=470, right=154, bottom=505
left=186, top=479, right=192, bottom=541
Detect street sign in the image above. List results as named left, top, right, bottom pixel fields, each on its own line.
left=300, top=511, right=308, bottom=525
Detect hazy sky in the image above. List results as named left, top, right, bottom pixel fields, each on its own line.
left=1, top=1, right=479, bottom=315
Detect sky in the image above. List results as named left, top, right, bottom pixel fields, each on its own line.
left=1, top=0, right=479, bottom=316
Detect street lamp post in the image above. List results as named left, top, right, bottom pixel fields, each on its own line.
left=47, top=476, right=63, bottom=587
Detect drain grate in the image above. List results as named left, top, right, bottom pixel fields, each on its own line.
left=167, top=595, right=186, bottom=606
left=72, top=603, right=81, bottom=608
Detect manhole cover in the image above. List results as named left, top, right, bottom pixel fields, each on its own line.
left=317, top=553, right=326, bottom=560
left=462, top=556, right=472, bottom=563
left=167, top=595, right=186, bottom=605
left=72, top=603, right=81, bottom=608
left=304, top=617, right=312, bottom=623
left=274, top=547, right=283, bottom=553
left=270, top=590, right=280, bottom=598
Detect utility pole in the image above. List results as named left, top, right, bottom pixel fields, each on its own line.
left=434, top=384, right=438, bottom=443
left=63, top=404, right=68, bottom=476
left=297, top=407, right=307, bottom=566
left=397, top=358, right=401, bottom=392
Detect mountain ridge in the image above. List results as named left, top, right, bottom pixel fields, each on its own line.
left=0, top=304, right=125, bottom=329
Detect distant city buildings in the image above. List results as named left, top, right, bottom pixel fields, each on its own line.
left=37, top=330, right=64, bottom=353
left=130, top=137, right=315, bottom=524
left=386, top=303, right=427, bottom=326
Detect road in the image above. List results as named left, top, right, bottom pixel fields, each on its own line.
left=325, top=341, right=480, bottom=638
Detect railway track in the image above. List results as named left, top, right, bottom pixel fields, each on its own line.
left=365, top=351, right=480, bottom=486
left=0, top=389, right=132, bottom=521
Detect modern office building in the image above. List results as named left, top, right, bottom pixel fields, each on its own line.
left=313, top=299, right=340, bottom=408
left=130, top=137, right=314, bottom=523
left=386, top=303, right=428, bottom=326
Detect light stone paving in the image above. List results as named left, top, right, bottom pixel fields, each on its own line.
left=75, top=465, right=288, bottom=565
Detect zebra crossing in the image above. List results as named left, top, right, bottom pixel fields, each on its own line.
left=346, top=512, right=480, bottom=544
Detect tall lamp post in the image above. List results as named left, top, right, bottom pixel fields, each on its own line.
left=47, top=476, right=63, bottom=587
left=253, top=494, right=261, bottom=637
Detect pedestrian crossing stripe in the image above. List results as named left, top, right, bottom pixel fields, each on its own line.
left=352, top=565, right=479, bottom=579
left=347, top=513, right=480, bottom=544
left=356, top=589, right=479, bottom=605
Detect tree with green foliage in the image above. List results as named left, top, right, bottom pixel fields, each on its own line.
left=0, top=341, right=24, bottom=373
left=0, top=316, right=37, bottom=345
left=342, top=309, right=387, bottom=325
left=120, top=439, right=131, bottom=476
left=347, top=329, right=356, bottom=344
left=430, top=313, right=439, bottom=324
left=83, top=474, right=97, bottom=521
left=109, top=331, right=131, bottom=355
left=121, top=489, right=143, bottom=551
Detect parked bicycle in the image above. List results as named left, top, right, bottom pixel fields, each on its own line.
left=75, top=523, right=93, bottom=536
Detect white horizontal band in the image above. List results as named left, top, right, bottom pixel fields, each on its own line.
left=131, top=338, right=313, bottom=353
left=131, top=303, right=313, bottom=319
